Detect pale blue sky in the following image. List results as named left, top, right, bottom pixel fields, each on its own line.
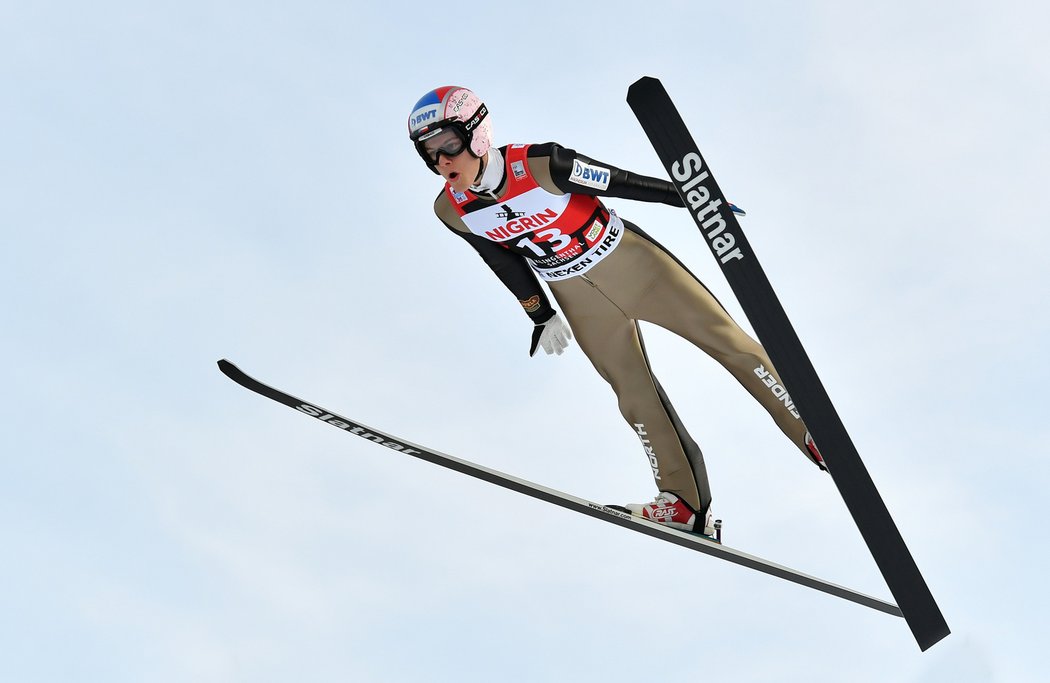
left=2, top=1, right=1047, bottom=681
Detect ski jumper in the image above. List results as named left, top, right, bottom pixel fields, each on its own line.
left=433, top=143, right=812, bottom=514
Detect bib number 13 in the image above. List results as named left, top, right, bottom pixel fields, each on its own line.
left=516, top=227, right=572, bottom=257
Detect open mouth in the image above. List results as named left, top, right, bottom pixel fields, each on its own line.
left=448, top=171, right=460, bottom=181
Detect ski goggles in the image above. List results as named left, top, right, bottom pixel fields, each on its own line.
left=414, top=126, right=469, bottom=165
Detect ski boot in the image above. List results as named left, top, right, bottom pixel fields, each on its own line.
left=617, top=492, right=721, bottom=543
left=805, top=432, right=829, bottom=473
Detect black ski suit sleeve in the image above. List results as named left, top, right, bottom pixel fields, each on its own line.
left=529, top=142, right=686, bottom=207
left=435, top=213, right=556, bottom=326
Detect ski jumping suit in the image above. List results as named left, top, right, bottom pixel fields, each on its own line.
left=433, top=143, right=813, bottom=515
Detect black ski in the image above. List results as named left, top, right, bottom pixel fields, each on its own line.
left=218, top=358, right=902, bottom=618
left=626, top=76, right=949, bottom=650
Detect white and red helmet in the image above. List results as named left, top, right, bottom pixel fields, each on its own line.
left=408, top=86, right=492, bottom=171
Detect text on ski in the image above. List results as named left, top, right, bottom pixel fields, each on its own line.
left=671, top=152, right=744, bottom=264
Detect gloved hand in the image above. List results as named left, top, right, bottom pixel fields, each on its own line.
left=529, top=312, right=573, bottom=356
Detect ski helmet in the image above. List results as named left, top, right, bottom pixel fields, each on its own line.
left=408, top=86, right=492, bottom=172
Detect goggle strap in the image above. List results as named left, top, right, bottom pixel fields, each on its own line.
left=461, top=103, right=488, bottom=133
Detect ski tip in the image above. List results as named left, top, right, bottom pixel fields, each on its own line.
left=627, top=76, right=665, bottom=101
left=217, top=358, right=238, bottom=377
left=629, top=75, right=662, bottom=89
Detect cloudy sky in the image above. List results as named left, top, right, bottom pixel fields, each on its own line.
left=3, top=1, right=1047, bottom=681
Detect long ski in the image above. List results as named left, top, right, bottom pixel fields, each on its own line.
left=218, top=358, right=901, bottom=618
left=626, top=76, right=948, bottom=650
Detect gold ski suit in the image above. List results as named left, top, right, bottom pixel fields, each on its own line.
left=432, top=143, right=815, bottom=514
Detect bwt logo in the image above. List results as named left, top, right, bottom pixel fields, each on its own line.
left=572, top=160, right=609, bottom=185
left=411, top=110, right=437, bottom=127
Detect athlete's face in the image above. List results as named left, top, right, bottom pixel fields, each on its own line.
left=423, top=130, right=481, bottom=192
